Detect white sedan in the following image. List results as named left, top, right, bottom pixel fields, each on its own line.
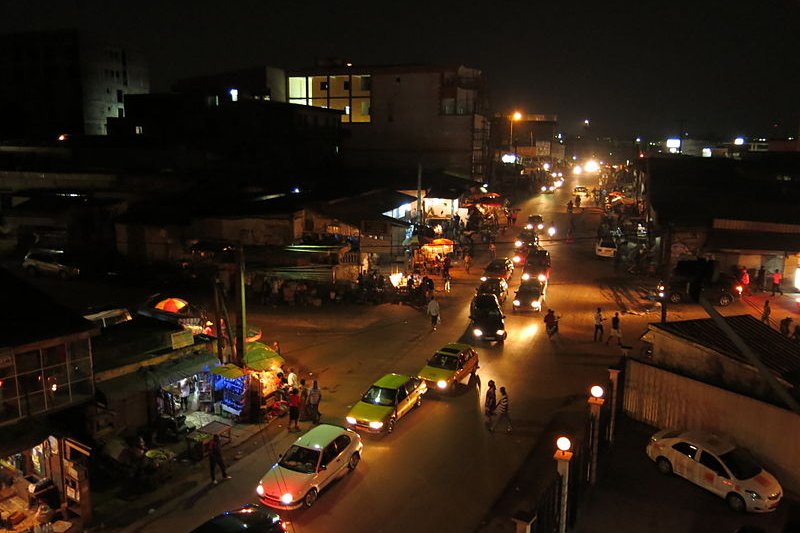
left=256, top=424, right=363, bottom=509
left=646, top=429, right=782, bottom=513
left=595, top=238, right=617, bottom=258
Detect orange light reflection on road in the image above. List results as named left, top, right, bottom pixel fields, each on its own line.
left=518, top=323, right=539, bottom=340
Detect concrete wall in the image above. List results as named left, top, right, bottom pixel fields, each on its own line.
left=623, top=359, right=800, bottom=494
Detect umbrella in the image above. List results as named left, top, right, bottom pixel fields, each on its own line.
left=244, top=342, right=284, bottom=371
left=154, top=297, right=188, bottom=313
left=209, top=363, right=245, bottom=379
left=428, top=238, right=454, bottom=246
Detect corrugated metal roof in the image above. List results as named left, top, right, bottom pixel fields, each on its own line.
left=651, top=315, right=800, bottom=384
left=704, top=229, right=800, bottom=253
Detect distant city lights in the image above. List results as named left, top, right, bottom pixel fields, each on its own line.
left=501, top=154, right=517, bottom=164
left=734, top=137, right=745, bottom=145
left=665, top=138, right=681, bottom=149
left=229, top=88, right=239, bottom=102
left=583, top=160, right=600, bottom=173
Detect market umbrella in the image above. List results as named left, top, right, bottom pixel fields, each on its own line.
left=154, top=297, right=188, bottom=313
left=244, top=342, right=284, bottom=371
left=209, top=363, right=245, bottom=379
left=429, top=238, right=454, bottom=246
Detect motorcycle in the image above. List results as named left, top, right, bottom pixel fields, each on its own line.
left=546, top=321, right=559, bottom=338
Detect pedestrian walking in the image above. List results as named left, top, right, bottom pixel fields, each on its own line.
left=443, top=274, right=451, bottom=293
left=489, top=242, right=497, bottom=260
left=793, top=324, right=800, bottom=344
left=484, top=380, right=497, bottom=428
left=761, top=300, right=771, bottom=324
left=463, top=253, right=472, bottom=273
left=179, top=378, right=191, bottom=411
left=756, top=266, right=766, bottom=293
left=287, top=388, right=301, bottom=431
left=606, top=312, right=622, bottom=346
left=771, top=270, right=784, bottom=296
left=209, top=434, right=231, bottom=484
left=307, top=380, right=322, bottom=424
left=491, top=387, right=512, bottom=433
left=594, top=307, right=605, bottom=342
left=779, top=316, right=793, bottom=336
left=427, top=295, right=441, bottom=330
left=299, top=378, right=309, bottom=421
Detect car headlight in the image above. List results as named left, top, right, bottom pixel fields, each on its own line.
left=537, top=223, right=544, bottom=230
left=436, top=380, right=448, bottom=389
left=513, top=256, right=521, bottom=263
left=547, top=227, right=556, bottom=236
left=280, top=493, right=293, bottom=504
left=480, top=276, right=488, bottom=281
left=515, top=240, right=523, bottom=247
left=745, top=490, right=762, bottom=500
left=346, top=416, right=357, bottom=425
left=537, top=274, right=547, bottom=282
left=473, top=328, right=483, bottom=337
left=541, top=186, right=547, bottom=192
left=256, top=484, right=264, bottom=496
left=521, top=273, right=530, bottom=280
left=532, top=301, right=540, bottom=308
left=368, top=421, right=384, bottom=430
left=513, top=299, right=520, bottom=306
left=496, top=329, right=506, bottom=336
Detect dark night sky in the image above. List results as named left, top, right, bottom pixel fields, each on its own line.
left=3, top=0, right=799, bottom=139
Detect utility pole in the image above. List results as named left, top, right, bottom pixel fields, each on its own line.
left=416, top=163, right=423, bottom=225
left=235, top=245, right=247, bottom=366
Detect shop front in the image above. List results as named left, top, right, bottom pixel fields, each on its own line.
left=0, top=419, right=91, bottom=531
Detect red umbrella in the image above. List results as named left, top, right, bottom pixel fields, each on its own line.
left=154, top=297, right=188, bottom=313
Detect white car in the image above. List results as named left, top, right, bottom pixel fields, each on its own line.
left=573, top=186, right=589, bottom=198
left=646, top=429, right=782, bottom=513
left=256, top=424, right=363, bottom=510
left=595, top=238, right=617, bottom=258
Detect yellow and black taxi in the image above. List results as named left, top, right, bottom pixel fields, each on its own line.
left=418, top=343, right=479, bottom=394
left=345, top=373, right=427, bottom=434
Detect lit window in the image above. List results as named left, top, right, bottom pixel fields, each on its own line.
left=135, top=126, right=143, bottom=135
left=229, top=88, right=238, bottom=102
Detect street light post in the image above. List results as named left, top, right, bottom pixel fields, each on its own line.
left=510, top=111, right=522, bottom=162
left=554, top=437, right=573, bottom=533
left=588, top=386, right=605, bottom=485
left=606, top=368, right=621, bottom=443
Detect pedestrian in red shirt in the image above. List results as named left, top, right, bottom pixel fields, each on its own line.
left=287, top=388, right=301, bottom=431
left=771, top=270, right=783, bottom=296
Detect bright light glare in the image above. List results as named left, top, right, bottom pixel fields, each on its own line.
left=583, top=160, right=600, bottom=173
left=512, top=111, right=522, bottom=121
left=437, top=380, right=448, bottom=390
left=346, top=416, right=357, bottom=425
left=256, top=484, right=264, bottom=496
left=543, top=163, right=551, bottom=170
left=557, top=437, right=572, bottom=451
left=572, top=166, right=583, bottom=175
left=473, top=328, right=483, bottom=337
left=518, top=323, right=538, bottom=340
left=389, top=273, right=404, bottom=287
left=734, top=137, right=745, bottom=146
left=590, top=385, right=605, bottom=398
left=280, top=493, right=293, bottom=504
left=501, top=154, right=516, bottom=164
left=666, top=138, right=681, bottom=149
left=547, top=227, right=556, bottom=237
left=368, top=421, right=384, bottom=429
left=229, top=88, right=239, bottom=102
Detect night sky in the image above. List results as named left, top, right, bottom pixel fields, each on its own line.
left=3, top=0, right=799, bottom=139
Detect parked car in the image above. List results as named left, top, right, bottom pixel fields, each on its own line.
left=595, top=238, right=617, bottom=258
left=417, top=343, right=479, bottom=394
left=345, top=374, right=427, bottom=434
left=521, top=248, right=551, bottom=282
left=476, top=277, right=509, bottom=304
left=469, top=293, right=507, bottom=342
left=481, top=258, right=514, bottom=281
left=256, top=424, right=363, bottom=510
left=646, top=429, right=782, bottom=513
left=22, top=249, right=81, bottom=279
left=667, top=273, right=742, bottom=306
left=191, top=504, right=286, bottom=532
left=512, top=280, right=546, bottom=312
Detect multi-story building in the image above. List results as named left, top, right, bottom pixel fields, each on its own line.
left=0, top=29, right=149, bottom=140
left=287, top=63, right=490, bottom=181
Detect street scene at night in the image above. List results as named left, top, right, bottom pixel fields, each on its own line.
left=1, top=2, right=800, bottom=533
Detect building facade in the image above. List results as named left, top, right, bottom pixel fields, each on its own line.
left=0, top=29, right=149, bottom=140
left=287, top=64, right=490, bottom=181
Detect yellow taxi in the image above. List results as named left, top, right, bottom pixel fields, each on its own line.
left=417, top=343, right=479, bottom=394
left=345, top=373, right=427, bottom=434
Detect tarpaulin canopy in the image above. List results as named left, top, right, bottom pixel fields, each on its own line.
left=427, top=238, right=454, bottom=246
left=209, top=363, right=246, bottom=379
left=244, top=342, right=284, bottom=371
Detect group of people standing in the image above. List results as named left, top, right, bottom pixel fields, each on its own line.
left=484, top=380, right=512, bottom=433
left=740, top=266, right=785, bottom=296
left=275, top=368, right=323, bottom=431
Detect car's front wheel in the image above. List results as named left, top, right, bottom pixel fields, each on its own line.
left=726, top=493, right=746, bottom=513
left=656, top=457, right=673, bottom=475
left=303, top=488, right=318, bottom=508
left=386, top=418, right=396, bottom=434
left=348, top=452, right=360, bottom=471
left=415, top=395, right=422, bottom=408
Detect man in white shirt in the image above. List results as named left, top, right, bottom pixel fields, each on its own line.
left=593, top=307, right=605, bottom=342
left=287, top=368, right=298, bottom=388
left=427, top=296, right=441, bottom=331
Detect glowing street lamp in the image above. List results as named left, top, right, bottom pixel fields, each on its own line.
left=588, top=385, right=606, bottom=485
left=554, top=436, right=573, bottom=533
left=509, top=111, right=523, bottom=160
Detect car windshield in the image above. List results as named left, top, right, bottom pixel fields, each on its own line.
left=522, top=288, right=541, bottom=297
left=719, top=448, right=762, bottom=480
left=361, top=386, right=397, bottom=406
left=428, top=354, right=459, bottom=370
left=278, top=445, right=320, bottom=474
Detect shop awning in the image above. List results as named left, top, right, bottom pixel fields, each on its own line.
left=704, top=229, right=800, bottom=253
left=96, top=350, right=219, bottom=402
left=0, top=417, right=56, bottom=459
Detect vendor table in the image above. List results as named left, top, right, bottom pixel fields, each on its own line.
left=185, top=421, right=232, bottom=461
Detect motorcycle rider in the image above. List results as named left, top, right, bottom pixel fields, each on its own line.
left=575, top=195, right=582, bottom=208
left=567, top=200, right=574, bottom=213
left=544, top=308, right=559, bottom=338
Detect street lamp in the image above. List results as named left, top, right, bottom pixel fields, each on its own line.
left=588, top=386, right=605, bottom=485
left=510, top=111, right=522, bottom=161
left=554, top=436, right=573, bottom=533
